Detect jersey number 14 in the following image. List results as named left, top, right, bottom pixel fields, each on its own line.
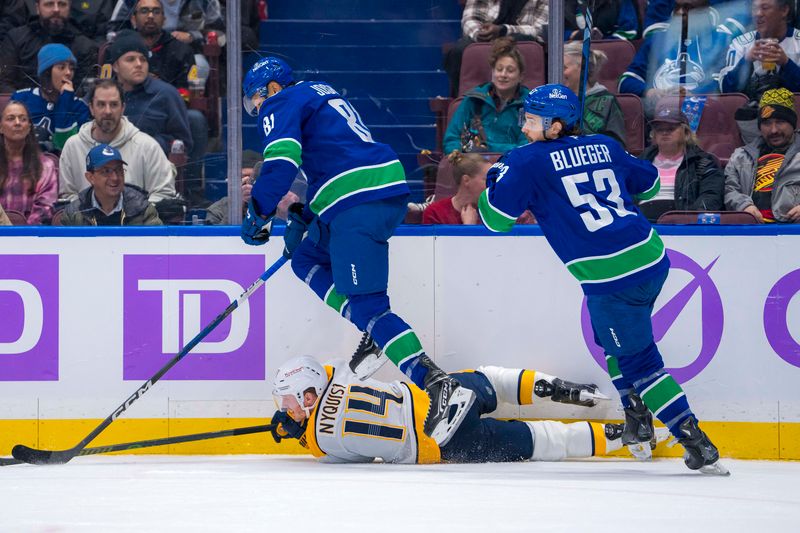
left=561, top=169, right=636, bottom=232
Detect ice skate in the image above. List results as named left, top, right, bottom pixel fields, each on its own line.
left=622, top=393, right=656, bottom=460
left=419, top=355, right=475, bottom=446
left=348, top=332, right=388, bottom=380
left=534, top=377, right=609, bottom=407
left=676, top=417, right=729, bottom=476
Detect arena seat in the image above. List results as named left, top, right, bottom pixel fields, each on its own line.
left=616, top=94, right=645, bottom=154
left=657, top=210, right=759, bottom=224
left=592, top=39, right=636, bottom=94
left=5, top=210, right=28, bottom=225
left=458, top=41, right=545, bottom=97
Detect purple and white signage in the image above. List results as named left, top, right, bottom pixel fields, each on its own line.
left=0, top=255, right=59, bottom=381
left=764, top=268, right=800, bottom=368
left=123, top=255, right=266, bottom=380
left=581, top=249, right=723, bottom=383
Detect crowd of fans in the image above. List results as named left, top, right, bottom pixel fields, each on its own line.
left=1, top=0, right=799, bottom=226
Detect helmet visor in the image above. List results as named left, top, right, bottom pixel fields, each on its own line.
left=273, top=392, right=306, bottom=421
left=243, top=95, right=259, bottom=117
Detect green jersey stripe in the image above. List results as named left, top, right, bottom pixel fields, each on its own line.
left=310, top=160, right=406, bottom=216
left=263, top=138, right=302, bottom=167
left=637, top=177, right=661, bottom=202
left=383, top=329, right=424, bottom=366
left=478, top=189, right=516, bottom=232
left=324, top=286, right=348, bottom=314
left=641, top=374, right=685, bottom=415
left=566, top=229, right=665, bottom=283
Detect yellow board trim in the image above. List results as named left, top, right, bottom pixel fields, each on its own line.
left=1, top=418, right=797, bottom=461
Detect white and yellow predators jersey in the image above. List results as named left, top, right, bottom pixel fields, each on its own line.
left=302, top=360, right=440, bottom=464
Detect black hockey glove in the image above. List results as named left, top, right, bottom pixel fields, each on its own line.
left=270, top=410, right=306, bottom=443
left=282, top=203, right=309, bottom=259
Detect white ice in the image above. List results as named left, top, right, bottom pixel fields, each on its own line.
left=1, top=455, right=797, bottom=532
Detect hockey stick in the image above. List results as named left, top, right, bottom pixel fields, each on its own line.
left=678, top=8, right=689, bottom=103
left=11, top=255, right=289, bottom=465
left=577, top=0, right=593, bottom=130
left=0, top=424, right=276, bottom=467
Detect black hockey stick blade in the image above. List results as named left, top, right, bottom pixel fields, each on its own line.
left=3, top=424, right=275, bottom=466
left=10, top=256, right=288, bottom=466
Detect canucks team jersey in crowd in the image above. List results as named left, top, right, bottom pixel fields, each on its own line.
left=10, top=87, right=90, bottom=150
left=251, top=81, right=410, bottom=223
left=301, top=360, right=440, bottom=464
left=478, top=134, right=669, bottom=295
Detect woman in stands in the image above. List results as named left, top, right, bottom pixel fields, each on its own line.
left=443, top=37, right=529, bottom=155
left=423, top=151, right=491, bottom=224
left=637, top=98, right=725, bottom=222
left=11, top=44, right=91, bottom=154
left=562, top=41, right=626, bottom=147
left=0, top=101, right=58, bottom=225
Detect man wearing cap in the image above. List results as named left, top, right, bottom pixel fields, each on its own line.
left=0, top=0, right=98, bottom=93
left=638, top=99, right=725, bottom=221
left=725, top=87, right=800, bottom=223
left=59, top=78, right=177, bottom=204
left=61, top=143, right=162, bottom=225
left=11, top=44, right=91, bottom=152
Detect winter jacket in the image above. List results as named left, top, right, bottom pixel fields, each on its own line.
left=0, top=19, right=98, bottom=93
left=640, top=143, right=725, bottom=210
left=59, top=116, right=177, bottom=203
left=10, top=87, right=92, bottom=151
left=71, top=0, right=117, bottom=41
left=148, top=32, right=196, bottom=90
left=443, top=82, right=529, bottom=155
left=61, top=183, right=162, bottom=225
left=584, top=84, right=626, bottom=147
left=123, top=76, right=194, bottom=155
left=564, top=0, right=639, bottom=41
left=724, top=135, right=800, bottom=222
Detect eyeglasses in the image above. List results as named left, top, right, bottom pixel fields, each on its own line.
left=136, top=7, right=163, bottom=16
left=94, top=166, right=125, bottom=177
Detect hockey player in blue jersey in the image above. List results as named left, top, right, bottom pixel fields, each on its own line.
left=239, top=57, right=474, bottom=446
left=477, top=83, right=728, bottom=475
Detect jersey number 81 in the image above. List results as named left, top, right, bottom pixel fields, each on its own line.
left=328, top=98, right=374, bottom=143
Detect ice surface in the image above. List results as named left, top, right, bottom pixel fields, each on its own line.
left=1, top=455, right=797, bottom=532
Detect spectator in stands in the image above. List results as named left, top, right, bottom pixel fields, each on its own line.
left=0, top=0, right=99, bottom=94
left=423, top=151, right=491, bottom=224
left=443, top=37, right=529, bottom=155
left=61, top=143, right=161, bottom=225
left=443, top=0, right=548, bottom=96
left=638, top=99, right=725, bottom=221
left=0, top=0, right=35, bottom=36
left=720, top=0, right=800, bottom=143
left=0, top=101, right=59, bottom=224
left=111, top=0, right=225, bottom=52
left=618, top=0, right=730, bottom=114
left=564, top=0, right=640, bottom=41
left=59, top=78, right=177, bottom=204
left=108, top=30, right=207, bottom=206
left=71, top=0, right=116, bottom=41
left=643, top=0, right=750, bottom=40
left=11, top=44, right=91, bottom=153
left=562, top=41, right=626, bottom=146
left=130, top=0, right=195, bottom=90
left=725, top=87, right=800, bottom=223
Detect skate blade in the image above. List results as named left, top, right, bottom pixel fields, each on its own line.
left=353, top=353, right=389, bottom=381
left=579, top=389, right=610, bottom=404
left=699, top=461, right=730, bottom=476
left=626, top=442, right=653, bottom=461
left=654, top=427, right=670, bottom=445
left=429, top=387, right=476, bottom=447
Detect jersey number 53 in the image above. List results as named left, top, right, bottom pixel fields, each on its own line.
left=561, top=169, right=636, bottom=232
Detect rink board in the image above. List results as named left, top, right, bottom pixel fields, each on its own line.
left=1, top=225, right=799, bottom=459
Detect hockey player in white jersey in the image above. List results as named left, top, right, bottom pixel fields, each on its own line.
left=268, top=355, right=668, bottom=464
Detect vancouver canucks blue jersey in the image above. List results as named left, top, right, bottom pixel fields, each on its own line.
left=478, top=134, right=669, bottom=294
left=250, top=81, right=409, bottom=223
left=10, top=88, right=90, bottom=150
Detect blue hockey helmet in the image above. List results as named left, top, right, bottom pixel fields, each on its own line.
left=242, top=56, right=294, bottom=116
left=523, top=84, right=581, bottom=130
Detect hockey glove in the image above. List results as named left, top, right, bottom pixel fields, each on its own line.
left=270, top=410, right=306, bottom=443
left=282, top=203, right=308, bottom=259
left=241, top=201, right=273, bottom=246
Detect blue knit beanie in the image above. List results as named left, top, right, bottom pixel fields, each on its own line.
left=37, top=44, right=77, bottom=76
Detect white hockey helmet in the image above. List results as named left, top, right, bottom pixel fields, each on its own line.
left=272, top=356, right=327, bottom=418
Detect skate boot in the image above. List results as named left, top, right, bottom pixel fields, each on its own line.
left=677, top=417, right=729, bottom=475
left=534, top=377, right=609, bottom=407
left=622, top=393, right=656, bottom=460
left=419, top=355, right=475, bottom=447
left=348, top=331, right=388, bottom=380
